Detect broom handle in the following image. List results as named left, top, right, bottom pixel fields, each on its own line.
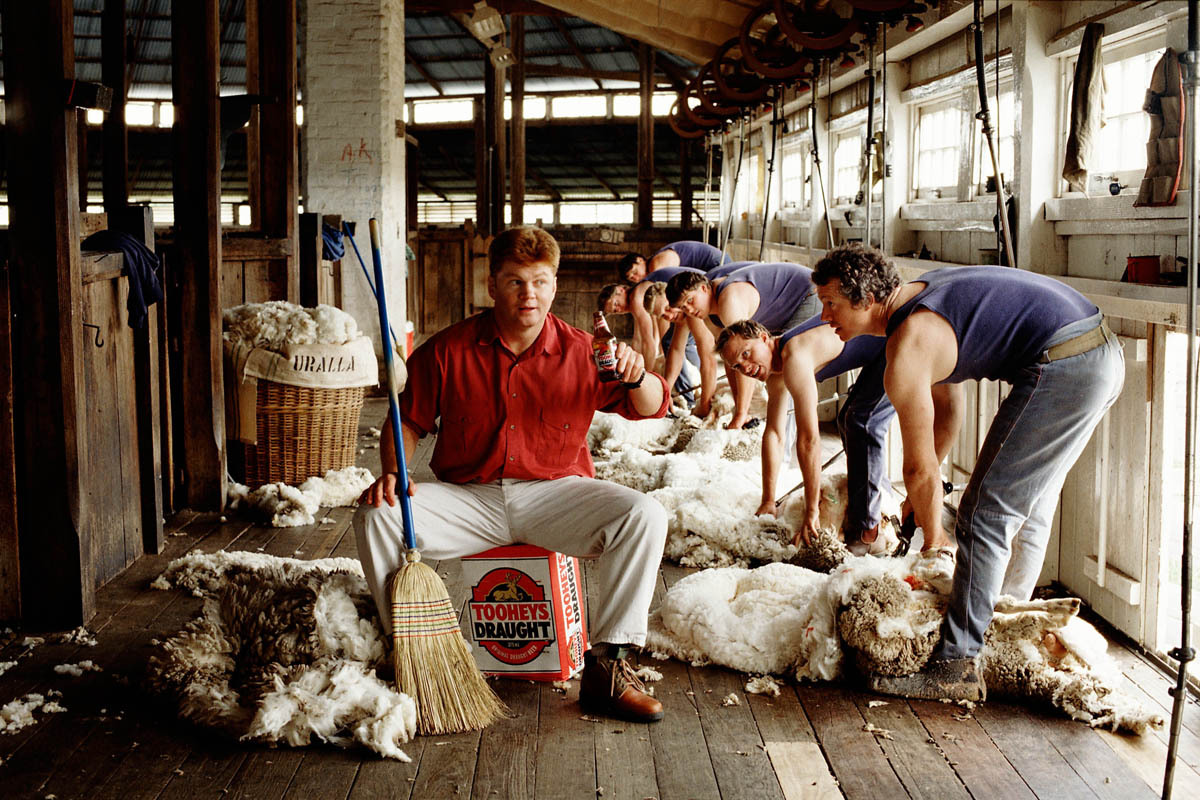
left=369, top=218, right=418, bottom=551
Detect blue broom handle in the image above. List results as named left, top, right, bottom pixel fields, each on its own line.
left=368, top=218, right=418, bottom=551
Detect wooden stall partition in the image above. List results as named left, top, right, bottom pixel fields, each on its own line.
left=79, top=252, right=145, bottom=582
left=172, top=0, right=226, bottom=509
left=3, top=0, right=94, bottom=627
left=0, top=242, right=18, bottom=621
left=113, top=205, right=166, bottom=553
left=221, top=235, right=293, bottom=307
left=415, top=228, right=470, bottom=336
left=299, top=212, right=342, bottom=308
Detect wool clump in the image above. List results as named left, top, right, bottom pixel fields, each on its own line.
left=226, top=466, right=375, bottom=527
left=223, top=301, right=361, bottom=352
left=590, top=411, right=896, bottom=569
left=646, top=556, right=1162, bottom=734
left=148, top=551, right=416, bottom=759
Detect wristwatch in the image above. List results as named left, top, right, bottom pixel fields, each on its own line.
left=621, top=371, right=646, bottom=389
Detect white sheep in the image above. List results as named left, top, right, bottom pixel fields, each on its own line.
left=646, top=556, right=1162, bottom=734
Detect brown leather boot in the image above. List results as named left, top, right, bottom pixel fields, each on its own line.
left=579, top=648, right=664, bottom=723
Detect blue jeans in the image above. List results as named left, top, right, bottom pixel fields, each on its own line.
left=662, top=326, right=700, bottom=404
left=837, top=352, right=896, bottom=535
left=938, top=316, right=1125, bottom=659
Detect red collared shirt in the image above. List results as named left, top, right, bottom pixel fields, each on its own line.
left=399, top=310, right=669, bottom=484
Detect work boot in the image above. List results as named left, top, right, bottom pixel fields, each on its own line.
left=868, top=657, right=987, bottom=703
left=579, top=647, right=664, bottom=723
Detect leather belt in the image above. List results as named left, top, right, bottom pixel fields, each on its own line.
left=1040, top=321, right=1112, bottom=363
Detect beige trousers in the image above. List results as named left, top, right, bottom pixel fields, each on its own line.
left=353, top=476, right=668, bottom=646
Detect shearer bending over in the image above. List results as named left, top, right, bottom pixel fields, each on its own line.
left=598, top=261, right=754, bottom=414
left=667, top=262, right=822, bottom=429
left=356, top=227, right=670, bottom=723
left=717, top=317, right=894, bottom=554
left=811, top=243, right=1124, bottom=702
left=615, top=240, right=730, bottom=284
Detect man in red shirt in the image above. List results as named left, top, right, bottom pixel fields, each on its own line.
left=355, top=226, right=670, bottom=723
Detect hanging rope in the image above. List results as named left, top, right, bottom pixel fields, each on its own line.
left=880, top=23, right=888, bottom=253
left=703, top=133, right=715, bottom=244
left=971, top=0, right=1016, bottom=267
left=720, top=116, right=748, bottom=254
left=810, top=60, right=834, bottom=248
left=1165, top=3, right=1199, bottom=796
left=760, top=93, right=782, bottom=260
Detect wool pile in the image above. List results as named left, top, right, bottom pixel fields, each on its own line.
left=589, top=410, right=896, bottom=568
left=147, top=551, right=417, bottom=760
left=226, top=465, right=375, bottom=527
left=646, top=557, right=1162, bottom=734
left=223, top=301, right=362, bottom=352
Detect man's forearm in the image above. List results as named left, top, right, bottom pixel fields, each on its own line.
left=380, top=416, right=419, bottom=475
left=760, top=428, right=783, bottom=505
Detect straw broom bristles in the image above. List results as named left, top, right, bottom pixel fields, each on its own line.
left=390, top=550, right=508, bottom=735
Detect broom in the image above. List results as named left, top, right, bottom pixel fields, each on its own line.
left=366, top=218, right=507, bottom=735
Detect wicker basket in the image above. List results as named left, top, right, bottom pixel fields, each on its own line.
left=231, top=379, right=365, bottom=487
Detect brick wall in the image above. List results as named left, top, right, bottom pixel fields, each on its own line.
left=302, top=0, right=407, bottom=354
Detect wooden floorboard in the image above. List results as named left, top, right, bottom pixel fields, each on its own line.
left=2, top=403, right=1195, bottom=800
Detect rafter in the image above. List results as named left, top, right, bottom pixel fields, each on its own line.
left=418, top=177, right=450, bottom=200
left=584, top=164, right=621, bottom=199
left=551, top=17, right=602, bottom=90
left=406, top=51, right=445, bottom=96
left=527, top=165, right=563, bottom=201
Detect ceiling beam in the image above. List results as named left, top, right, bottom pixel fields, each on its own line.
left=412, top=45, right=623, bottom=64
left=584, top=164, right=621, bottom=199
left=418, top=177, right=450, bottom=200
left=535, top=0, right=723, bottom=64
left=551, top=17, right=603, bottom=90
left=527, top=165, right=563, bottom=201
left=406, top=51, right=445, bottom=95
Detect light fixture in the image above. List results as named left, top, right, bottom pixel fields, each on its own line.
left=839, top=53, right=855, bottom=69
left=489, top=44, right=515, bottom=68
left=906, top=15, right=924, bottom=33
left=469, top=2, right=505, bottom=42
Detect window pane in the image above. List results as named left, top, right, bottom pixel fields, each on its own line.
left=612, top=94, right=639, bottom=117
left=412, top=98, right=474, bottom=124
left=550, top=95, right=606, bottom=118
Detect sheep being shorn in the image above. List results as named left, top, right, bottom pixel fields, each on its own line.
left=589, top=410, right=897, bottom=569
left=646, top=557, right=1162, bottom=734
left=147, top=551, right=417, bottom=760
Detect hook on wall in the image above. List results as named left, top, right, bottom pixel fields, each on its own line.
left=82, top=322, right=104, bottom=348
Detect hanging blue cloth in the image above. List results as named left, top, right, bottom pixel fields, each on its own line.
left=82, top=230, right=163, bottom=330
left=322, top=222, right=345, bottom=261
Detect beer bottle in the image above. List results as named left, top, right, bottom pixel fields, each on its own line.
left=592, top=311, right=620, bottom=382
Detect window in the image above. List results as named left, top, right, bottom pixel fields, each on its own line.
left=504, top=96, right=547, bottom=120
left=1097, top=49, right=1160, bottom=174
left=125, top=102, right=155, bottom=126
left=158, top=102, right=174, bottom=128
left=780, top=135, right=810, bottom=209
left=914, top=99, right=962, bottom=197
left=1060, top=26, right=1167, bottom=194
left=412, top=98, right=474, bottom=125
left=651, top=92, right=675, bottom=116
left=559, top=202, right=633, bottom=224
left=832, top=129, right=862, bottom=204
left=612, top=94, right=639, bottom=117
left=973, top=85, right=1014, bottom=192
left=550, top=95, right=606, bottom=119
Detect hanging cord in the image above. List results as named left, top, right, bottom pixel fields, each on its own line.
left=703, top=133, right=715, bottom=244
left=721, top=116, right=748, bottom=254
left=880, top=23, right=888, bottom=253
left=971, top=0, right=1016, bottom=267
left=811, top=60, right=835, bottom=247
left=760, top=94, right=782, bottom=260
left=864, top=26, right=877, bottom=249
left=1165, top=4, right=1199, bottom=796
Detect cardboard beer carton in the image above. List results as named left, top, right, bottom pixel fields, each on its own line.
left=460, top=544, right=588, bottom=680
